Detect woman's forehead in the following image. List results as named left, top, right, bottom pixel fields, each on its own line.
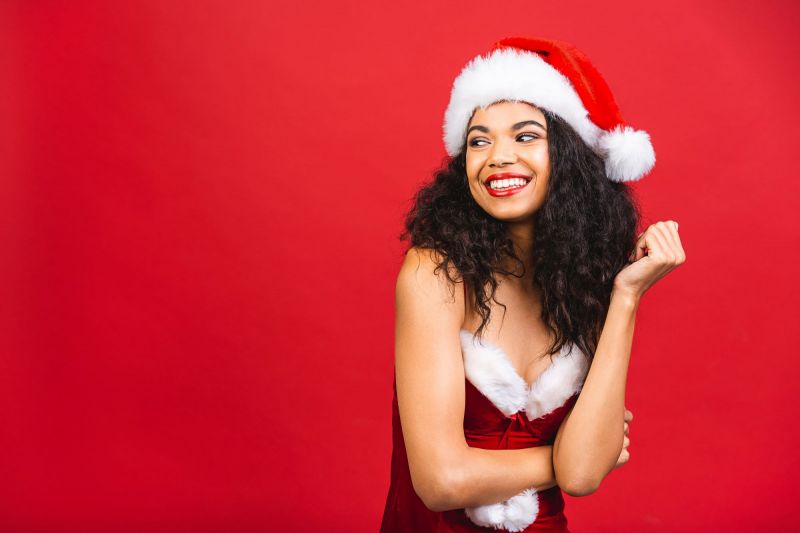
left=469, top=101, right=546, bottom=127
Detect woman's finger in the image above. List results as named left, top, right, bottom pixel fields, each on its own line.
left=624, top=409, right=633, bottom=422
left=659, top=221, right=685, bottom=266
left=669, top=221, right=687, bottom=263
left=661, top=220, right=680, bottom=251
left=629, top=228, right=651, bottom=262
left=655, top=221, right=681, bottom=262
left=648, top=223, right=674, bottom=264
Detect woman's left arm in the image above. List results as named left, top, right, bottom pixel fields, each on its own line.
left=552, top=290, right=638, bottom=496
left=553, top=220, right=686, bottom=496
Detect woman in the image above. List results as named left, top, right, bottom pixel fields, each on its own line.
left=380, top=37, right=686, bottom=532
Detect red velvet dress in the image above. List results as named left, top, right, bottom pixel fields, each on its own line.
left=380, top=329, right=590, bottom=533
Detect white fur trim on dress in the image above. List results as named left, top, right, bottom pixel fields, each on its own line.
left=443, top=47, right=655, bottom=182
left=460, top=330, right=590, bottom=529
left=524, top=342, right=590, bottom=420
left=459, top=329, right=589, bottom=420
left=464, top=488, right=539, bottom=533
left=459, top=329, right=528, bottom=416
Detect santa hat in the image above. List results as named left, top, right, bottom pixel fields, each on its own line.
left=443, top=36, right=656, bottom=182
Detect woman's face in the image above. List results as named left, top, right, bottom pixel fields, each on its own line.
left=465, top=100, right=550, bottom=223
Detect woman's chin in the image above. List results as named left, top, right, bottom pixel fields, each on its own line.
left=487, top=206, right=539, bottom=223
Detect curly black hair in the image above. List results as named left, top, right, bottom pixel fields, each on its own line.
left=399, top=108, right=642, bottom=361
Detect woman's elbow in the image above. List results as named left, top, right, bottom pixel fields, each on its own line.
left=419, top=489, right=453, bottom=513
left=560, top=477, right=600, bottom=497
left=412, top=467, right=463, bottom=512
left=554, top=453, right=608, bottom=497
left=556, top=468, right=601, bottom=497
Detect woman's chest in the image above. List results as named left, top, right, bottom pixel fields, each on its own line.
left=459, top=329, right=590, bottom=448
left=463, top=378, right=579, bottom=449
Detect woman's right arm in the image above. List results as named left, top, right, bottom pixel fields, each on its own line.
left=394, top=247, right=557, bottom=513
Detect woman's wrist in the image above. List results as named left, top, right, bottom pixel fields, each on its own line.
left=610, top=287, right=641, bottom=309
left=532, top=445, right=558, bottom=491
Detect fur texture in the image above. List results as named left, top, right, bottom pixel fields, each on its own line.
left=459, top=329, right=528, bottom=416
left=460, top=329, right=589, bottom=420
left=443, top=48, right=602, bottom=157
left=443, top=47, right=655, bottom=182
left=464, top=488, right=539, bottom=532
left=524, top=342, right=590, bottom=420
left=460, top=330, right=590, bottom=529
left=599, top=125, right=656, bottom=182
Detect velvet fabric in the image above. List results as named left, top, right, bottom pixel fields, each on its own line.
left=380, top=376, right=578, bottom=532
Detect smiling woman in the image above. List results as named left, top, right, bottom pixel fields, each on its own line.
left=465, top=103, right=551, bottom=211
left=380, top=36, right=684, bottom=532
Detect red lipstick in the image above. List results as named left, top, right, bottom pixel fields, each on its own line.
left=483, top=172, right=534, bottom=198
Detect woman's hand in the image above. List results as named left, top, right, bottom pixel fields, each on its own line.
left=614, top=408, right=633, bottom=469
left=613, top=220, right=686, bottom=299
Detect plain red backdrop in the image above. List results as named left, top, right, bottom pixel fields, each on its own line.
left=2, top=1, right=799, bottom=531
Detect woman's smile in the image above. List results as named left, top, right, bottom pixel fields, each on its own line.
left=484, top=172, right=536, bottom=198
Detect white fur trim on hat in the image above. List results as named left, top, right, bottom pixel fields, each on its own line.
left=598, top=125, right=656, bottom=182
left=443, top=47, right=654, bottom=182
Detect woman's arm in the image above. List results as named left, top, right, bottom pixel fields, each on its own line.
left=553, top=220, right=686, bottom=496
left=395, top=247, right=557, bottom=512
left=552, top=290, right=638, bottom=496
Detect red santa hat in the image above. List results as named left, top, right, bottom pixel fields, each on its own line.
left=443, top=36, right=656, bottom=182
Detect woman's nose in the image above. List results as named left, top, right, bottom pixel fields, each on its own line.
left=488, top=140, right=517, bottom=167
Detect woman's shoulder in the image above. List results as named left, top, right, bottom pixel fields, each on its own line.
left=396, top=246, right=465, bottom=318
left=401, top=245, right=440, bottom=268
left=398, top=246, right=463, bottom=288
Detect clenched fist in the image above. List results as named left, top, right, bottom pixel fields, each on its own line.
left=614, top=220, right=686, bottom=299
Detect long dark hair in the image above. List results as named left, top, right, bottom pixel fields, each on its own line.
left=399, top=108, right=641, bottom=361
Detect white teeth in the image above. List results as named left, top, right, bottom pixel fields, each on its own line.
left=488, top=177, right=529, bottom=190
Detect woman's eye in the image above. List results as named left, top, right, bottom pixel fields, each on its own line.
left=469, top=133, right=538, bottom=147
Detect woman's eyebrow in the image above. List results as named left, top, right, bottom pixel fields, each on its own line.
left=466, top=119, right=546, bottom=135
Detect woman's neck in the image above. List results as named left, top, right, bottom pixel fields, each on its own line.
left=501, top=221, right=536, bottom=287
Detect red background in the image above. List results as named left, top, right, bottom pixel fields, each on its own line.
left=3, top=1, right=799, bottom=531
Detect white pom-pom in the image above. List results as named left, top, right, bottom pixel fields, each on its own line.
left=464, top=488, right=539, bottom=532
left=599, top=125, right=656, bottom=182
left=464, top=502, right=506, bottom=529
left=502, top=489, right=540, bottom=531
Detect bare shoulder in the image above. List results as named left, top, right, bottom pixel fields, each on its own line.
left=399, top=246, right=448, bottom=278
left=396, top=246, right=464, bottom=320
left=394, top=245, right=466, bottom=408
left=393, top=246, right=468, bottom=508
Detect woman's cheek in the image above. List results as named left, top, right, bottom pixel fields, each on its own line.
left=528, top=146, right=549, bottom=168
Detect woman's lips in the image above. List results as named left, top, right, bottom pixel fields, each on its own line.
left=484, top=176, right=534, bottom=197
